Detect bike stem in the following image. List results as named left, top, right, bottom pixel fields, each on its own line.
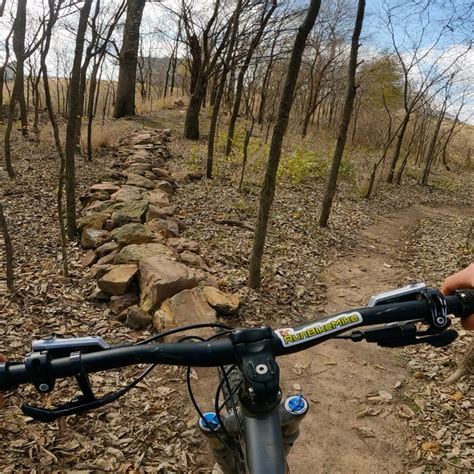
left=231, top=326, right=281, bottom=412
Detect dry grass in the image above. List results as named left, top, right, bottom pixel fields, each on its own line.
left=36, top=118, right=136, bottom=157
left=136, top=94, right=187, bottom=116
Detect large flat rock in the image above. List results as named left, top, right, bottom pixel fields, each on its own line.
left=98, top=264, right=138, bottom=296
left=154, top=288, right=216, bottom=339
left=139, top=256, right=198, bottom=312
left=116, top=243, right=175, bottom=264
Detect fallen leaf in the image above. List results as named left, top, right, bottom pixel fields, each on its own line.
left=421, top=441, right=441, bottom=453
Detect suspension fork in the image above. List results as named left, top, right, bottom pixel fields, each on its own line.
left=199, top=396, right=309, bottom=473
left=199, top=327, right=310, bottom=473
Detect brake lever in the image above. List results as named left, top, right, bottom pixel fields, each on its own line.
left=21, top=361, right=130, bottom=423
left=21, top=340, right=123, bottom=423
left=349, top=321, right=458, bottom=348
left=368, top=283, right=449, bottom=331
left=22, top=391, right=121, bottom=423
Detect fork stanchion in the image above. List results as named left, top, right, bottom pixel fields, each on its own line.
left=281, top=395, right=309, bottom=455
left=199, top=412, right=238, bottom=473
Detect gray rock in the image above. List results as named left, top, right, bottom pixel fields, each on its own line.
left=111, top=223, right=156, bottom=247
left=154, top=180, right=175, bottom=195
left=90, top=182, right=120, bottom=194
left=126, top=173, right=155, bottom=190
left=145, top=190, right=170, bottom=207
left=117, top=305, right=152, bottom=329
left=201, top=286, right=240, bottom=315
left=178, top=251, right=208, bottom=270
left=154, top=289, right=216, bottom=340
left=146, top=218, right=180, bottom=238
left=95, top=241, right=118, bottom=258
left=151, top=168, right=175, bottom=183
left=146, top=205, right=175, bottom=221
left=111, top=199, right=149, bottom=226
left=166, top=237, right=200, bottom=254
left=81, top=229, right=111, bottom=249
left=79, top=191, right=110, bottom=205
left=87, top=284, right=111, bottom=302
left=110, top=185, right=143, bottom=202
left=110, top=292, right=139, bottom=315
left=82, top=249, right=97, bottom=268
left=127, top=163, right=152, bottom=172
left=96, top=249, right=118, bottom=265
left=116, top=243, right=175, bottom=264
left=90, top=264, right=114, bottom=280
left=77, top=213, right=109, bottom=232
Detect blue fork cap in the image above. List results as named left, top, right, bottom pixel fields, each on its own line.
left=199, top=411, right=220, bottom=432
left=284, top=395, right=309, bottom=415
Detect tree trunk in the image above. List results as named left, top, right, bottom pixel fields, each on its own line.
left=0, top=202, right=15, bottom=292
left=239, top=120, right=255, bottom=191
left=114, top=0, right=146, bottom=118
left=319, top=0, right=366, bottom=227
left=387, top=113, right=410, bottom=183
left=3, top=0, right=28, bottom=177
left=87, top=58, right=102, bottom=161
left=248, top=0, right=322, bottom=289
left=257, top=41, right=276, bottom=126
left=12, top=0, right=28, bottom=137
left=0, top=29, right=12, bottom=124
left=64, top=0, right=93, bottom=238
left=421, top=110, right=445, bottom=185
left=184, top=92, right=203, bottom=140
left=0, top=66, right=5, bottom=123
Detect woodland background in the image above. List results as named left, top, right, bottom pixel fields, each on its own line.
left=0, top=0, right=473, bottom=472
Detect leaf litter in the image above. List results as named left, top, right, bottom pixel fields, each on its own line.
left=0, top=130, right=472, bottom=472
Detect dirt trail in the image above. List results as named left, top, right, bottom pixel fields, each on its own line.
left=281, top=205, right=458, bottom=473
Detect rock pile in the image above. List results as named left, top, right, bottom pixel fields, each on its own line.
left=79, top=129, right=240, bottom=332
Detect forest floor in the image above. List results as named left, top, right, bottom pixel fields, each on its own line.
left=0, top=114, right=472, bottom=472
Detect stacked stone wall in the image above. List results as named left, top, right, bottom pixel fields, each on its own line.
left=79, top=129, right=239, bottom=333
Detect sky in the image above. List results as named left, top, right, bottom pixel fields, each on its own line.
left=0, top=0, right=473, bottom=123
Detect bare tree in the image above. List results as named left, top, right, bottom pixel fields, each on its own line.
left=248, top=0, right=322, bottom=289
left=384, top=2, right=469, bottom=183
left=224, top=0, right=277, bottom=157
left=206, top=0, right=244, bottom=178
left=65, top=0, right=94, bottom=238
left=179, top=0, right=234, bottom=139
left=319, top=0, right=366, bottom=227
left=41, top=0, right=69, bottom=276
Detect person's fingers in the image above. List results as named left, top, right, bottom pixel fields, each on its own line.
left=441, top=264, right=474, bottom=330
left=461, top=314, right=474, bottom=331
left=0, top=355, right=5, bottom=363
left=441, top=264, right=474, bottom=295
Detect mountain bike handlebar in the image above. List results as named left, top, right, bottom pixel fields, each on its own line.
left=1, top=284, right=472, bottom=474
left=1, top=286, right=473, bottom=394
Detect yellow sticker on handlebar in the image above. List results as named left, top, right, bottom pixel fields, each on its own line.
left=275, top=312, right=363, bottom=347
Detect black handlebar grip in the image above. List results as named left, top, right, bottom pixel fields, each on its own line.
left=452, top=289, right=474, bottom=318
left=0, top=362, right=18, bottom=391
